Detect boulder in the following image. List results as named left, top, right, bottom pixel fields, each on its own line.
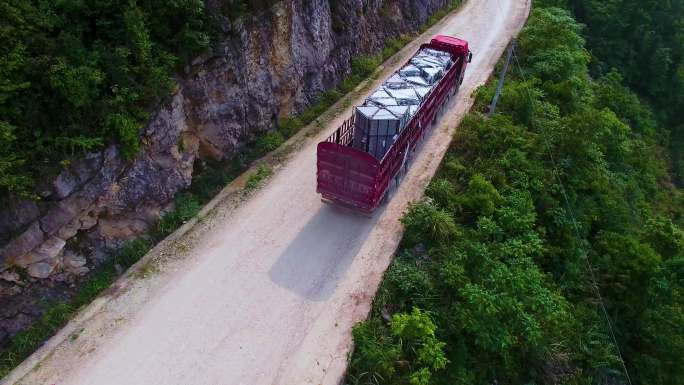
left=63, top=251, right=87, bottom=269
left=12, top=252, right=50, bottom=268
left=27, top=262, right=56, bottom=279
left=0, top=198, right=41, bottom=245
left=0, top=222, right=45, bottom=267
left=80, top=214, right=98, bottom=230
left=35, top=236, right=66, bottom=257
left=57, top=219, right=81, bottom=240
left=13, top=236, right=65, bottom=269
left=69, top=266, right=90, bottom=276
left=0, top=270, right=22, bottom=285
left=53, top=171, right=80, bottom=200
left=97, top=218, right=149, bottom=240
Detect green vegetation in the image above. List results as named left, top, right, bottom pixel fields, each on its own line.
left=153, top=192, right=202, bottom=238
left=0, top=0, right=214, bottom=200
left=420, top=0, right=462, bottom=32
left=244, top=163, right=272, bottom=191
left=219, top=0, right=281, bottom=21
left=0, top=0, right=469, bottom=377
left=347, top=6, right=684, bottom=385
left=559, top=0, right=684, bottom=182
left=0, top=0, right=464, bottom=203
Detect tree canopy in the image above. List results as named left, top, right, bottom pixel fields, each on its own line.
left=562, top=0, right=684, bottom=183
left=0, top=0, right=212, bottom=200
left=347, top=6, right=684, bottom=385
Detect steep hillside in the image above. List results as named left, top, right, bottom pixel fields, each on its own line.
left=563, top=0, right=684, bottom=183
left=346, top=6, right=684, bottom=385
left=0, top=0, right=452, bottom=354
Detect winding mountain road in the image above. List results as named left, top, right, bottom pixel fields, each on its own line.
left=3, top=1, right=530, bottom=384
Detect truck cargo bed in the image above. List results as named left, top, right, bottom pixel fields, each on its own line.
left=316, top=35, right=470, bottom=213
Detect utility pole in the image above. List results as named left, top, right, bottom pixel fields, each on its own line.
left=488, top=39, right=516, bottom=117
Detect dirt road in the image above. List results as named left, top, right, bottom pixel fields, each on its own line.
left=3, top=1, right=530, bottom=384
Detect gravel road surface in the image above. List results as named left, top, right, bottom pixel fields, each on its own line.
left=2, top=1, right=530, bottom=383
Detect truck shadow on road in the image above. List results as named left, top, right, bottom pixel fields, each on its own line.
left=268, top=204, right=382, bottom=301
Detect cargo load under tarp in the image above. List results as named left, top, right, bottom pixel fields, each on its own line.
left=354, top=105, right=410, bottom=159
left=352, top=48, right=453, bottom=160
left=317, top=34, right=471, bottom=213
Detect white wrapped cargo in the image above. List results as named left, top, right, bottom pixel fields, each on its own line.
left=421, top=67, right=443, bottom=84
left=384, top=87, right=422, bottom=105
left=353, top=105, right=410, bottom=159
left=403, top=76, right=431, bottom=86
left=399, top=64, right=422, bottom=77
left=351, top=47, right=454, bottom=159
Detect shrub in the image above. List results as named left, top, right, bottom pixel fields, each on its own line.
left=457, top=174, right=501, bottom=218
left=351, top=55, right=381, bottom=78
left=402, top=200, right=460, bottom=247
left=255, top=131, right=285, bottom=155
left=244, top=164, right=272, bottom=191
left=0, top=0, right=213, bottom=200
left=154, top=193, right=202, bottom=238
left=385, top=257, right=435, bottom=308
left=426, top=179, right=459, bottom=213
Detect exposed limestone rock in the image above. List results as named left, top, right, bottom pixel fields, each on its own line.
left=38, top=146, right=126, bottom=237
left=35, top=237, right=66, bottom=259
left=69, top=266, right=90, bottom=276
left=97, top=218, right=150, bottom=241
left=80, top=213, right=98, bottom=230
left=63, top=251, right=87, bottom=269
left=1, top=312, right=33, bottom=335
left=13, top=236, right=66, bottom=270
left=53, top=151, right=103, bottom=199
left=27, top=262, right=56, bottom=279
left=0, top=271, right=22, bottom=285
left=0, top=282, right=22, bottom=298
left=62, top=251, right=90, bottom=276
left=0, top=0, right=450, bottom=346
left=1, top=223, right=45, bottom=270
left=13, top=252, right=50, bottom=269
left=57, top=218, right=82, bottom=240
left=0, top=198, right=40, bottom=246
left=63, top=251, right=89, bottom=276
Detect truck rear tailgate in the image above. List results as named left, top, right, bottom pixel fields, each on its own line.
left=316, top=142, right=379, bottom=212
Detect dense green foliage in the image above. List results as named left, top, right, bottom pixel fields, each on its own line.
left=0, top=0, right=212, bottom=199
left=0, top=2, right=470, bottom=376
left=219, top=0, right=281, bottom=21
left=553, top=0, right=684, bottom=182
left=0, top=0, right=463, bottom=203
left=347, top=6, right=684, bottom=385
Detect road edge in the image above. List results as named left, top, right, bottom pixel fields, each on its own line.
left=0, top=2, right=475, bottom=384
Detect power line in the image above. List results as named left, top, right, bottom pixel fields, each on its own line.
left=488, top=39, right=516, bottom=116
left=487, top=1, right=633, bottom=381
left=505, top=43, right=634, bottom=385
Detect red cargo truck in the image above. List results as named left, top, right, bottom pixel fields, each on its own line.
left=316, top=35, right=471, bottom=213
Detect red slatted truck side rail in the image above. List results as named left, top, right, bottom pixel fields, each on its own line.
left=317, top=35, right=471, bottom=214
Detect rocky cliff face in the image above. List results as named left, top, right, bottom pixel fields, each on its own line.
left=0, top=0, right=448, bottom=347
